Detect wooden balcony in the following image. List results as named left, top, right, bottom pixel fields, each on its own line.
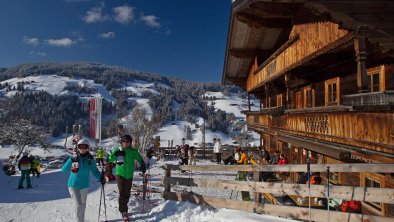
left=246, top=111, right=394, bottom=157
left=246, top=22, right=351, bottom=91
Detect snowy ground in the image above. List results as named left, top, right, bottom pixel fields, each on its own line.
left=0, top=146, right=297, bottom=222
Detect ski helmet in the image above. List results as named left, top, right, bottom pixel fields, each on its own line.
left=23, top=152, right=29, bottom=157
left=77, top=138, right=90, bottom=147
left=121, top=134, right=132, bottom=143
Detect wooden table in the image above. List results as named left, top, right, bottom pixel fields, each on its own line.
left=288, top=195, right=325, bottom=208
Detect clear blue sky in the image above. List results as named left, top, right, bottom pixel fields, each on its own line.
left=0, top=0, right=231, bottom=82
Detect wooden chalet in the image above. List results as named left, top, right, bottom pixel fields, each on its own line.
left=222, top=0, right=394, bottom=217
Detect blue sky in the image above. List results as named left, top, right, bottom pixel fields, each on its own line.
left=0, top=0, right=231, bottom=82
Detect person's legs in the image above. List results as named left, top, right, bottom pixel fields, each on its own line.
left=18, top=171, right=26, bottom=188
left=26, top=171, right=31, bottom=187
left=117, top=176, right=133, bottom=214
left=69, top=187, right=88, bottom=222
left=218, top=153, right=222, bottom=164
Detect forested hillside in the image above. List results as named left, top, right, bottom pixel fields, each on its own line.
left=0, top=62, right=247, bottom=139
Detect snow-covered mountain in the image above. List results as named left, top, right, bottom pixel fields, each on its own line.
left=0, top=62, right=261, bottom=147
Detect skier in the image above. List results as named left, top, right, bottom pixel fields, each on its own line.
left=30, top=155, right=41, bottom=177
left=17, top=152, right=32, bottom=189
left=213, top=138, right=223, bottom=164
left=61, top=138, right=104, bottom=222
left=96, top=147, right=105, bottom=167
left=107, top=134, right=146, bottom=222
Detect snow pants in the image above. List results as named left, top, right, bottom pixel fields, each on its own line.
left=188, top=156, right=196, bottom=165
left=68, top=187, right=88, bottom=222
left=18, top=170, right=31, bottom=187
left=215, top=153, right=222, bottom=164
left=116, top=175, right=133, bottom=214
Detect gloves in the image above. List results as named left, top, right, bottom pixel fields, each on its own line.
left=114, top=150, right=125, bottom=157
left=100, top=175, right=106, bottom=185
left=140, top=162, right=146, bottom=174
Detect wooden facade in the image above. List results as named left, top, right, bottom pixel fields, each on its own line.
left=223, top=0, right=394, bottom=217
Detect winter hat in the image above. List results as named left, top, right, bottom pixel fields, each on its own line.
left=121, top=134, right=132, bottom=142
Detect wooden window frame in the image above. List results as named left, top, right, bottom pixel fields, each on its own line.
left=303, top=86, right=315, bottom=108
left=276, top=94, right=283, bottom=107
left=367, top=65, right=385, bottom=92
left=325, top=77, right=340, bottom=106
left=360, top=173, right=385, bottom=215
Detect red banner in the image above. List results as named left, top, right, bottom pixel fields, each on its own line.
left=89, top=98, right=96, bottom=138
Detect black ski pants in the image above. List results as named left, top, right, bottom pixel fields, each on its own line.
left=116, top=175, right=133, bottom=214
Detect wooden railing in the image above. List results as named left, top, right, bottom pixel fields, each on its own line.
left=343, top=91, right=394, bottom=106
left=246, top=111, right=394, bottom=155
left=162, top=164, right=394, bottom=222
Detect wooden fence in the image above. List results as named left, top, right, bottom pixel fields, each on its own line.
left=161, top=163, right=394, bottom=222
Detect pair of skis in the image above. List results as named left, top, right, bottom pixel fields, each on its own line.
left=64, top=124, right=82, bottom=154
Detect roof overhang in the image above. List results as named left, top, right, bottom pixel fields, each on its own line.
left=222, top=0, right=394, bottom=88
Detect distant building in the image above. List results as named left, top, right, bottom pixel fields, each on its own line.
left=222, top=0, right=394, bottom=217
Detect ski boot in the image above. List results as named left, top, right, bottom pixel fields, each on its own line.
left=121, top=212, right=129, bottom=222
left=27, top=185, right=33, bottom=189
left=17, top=186, right=24, bottom=189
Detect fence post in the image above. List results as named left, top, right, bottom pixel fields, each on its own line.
left=164, top=164, right=171, bottom=193
left=253, top=165, right=262, bottom=213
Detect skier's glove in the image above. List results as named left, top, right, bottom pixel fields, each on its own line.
left=114, top=150, right=125, bottom=157
left=140, top=162, right=147, bottom=174
left=100, top=175, right=106, bottom=185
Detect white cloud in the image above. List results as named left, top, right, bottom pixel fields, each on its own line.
left=140, top=14, right=160, bottom=28
left=29, top=51, right=46, bottom=56
left=44, top=38, right=76, bottom=47
left=82, top=6, right=110, bottom=23
left=113, top=5, right=134, bottom=24
left=22, top=36, right=39, bottom=46
left=100, top=32, right=115, bottom=39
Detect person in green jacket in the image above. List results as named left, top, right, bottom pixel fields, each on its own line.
left=107, top=134, right=146, bottom=221
left=96, top=147, right=105, bottom=167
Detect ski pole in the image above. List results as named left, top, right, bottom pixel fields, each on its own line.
left=327, top=166, right=330, bottom=222
left=307, top=158, right=311, bottom=222
left=98, top=169, right=108, bottom=222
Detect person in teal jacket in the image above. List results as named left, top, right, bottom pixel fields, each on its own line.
left=62, top=138, right=104, bottom=222
left=107, top=134, right=146, bottom=221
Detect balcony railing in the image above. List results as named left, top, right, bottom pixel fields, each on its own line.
left=342, top=91, right=394, bottom=106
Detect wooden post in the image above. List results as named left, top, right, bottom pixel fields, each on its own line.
left=253, top=166, right=262, bottom=212
left=248, top=93, right=251, bottom=111
left=163, top=164, right=171, bottom=193
left=354, top=27, right=368, bottom=93
left=285, top=74, right=291, bottom=109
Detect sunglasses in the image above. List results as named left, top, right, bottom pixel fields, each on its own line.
left=78, top=146, right=89, bottom=150
left=121, top=140, right=131, bottom=143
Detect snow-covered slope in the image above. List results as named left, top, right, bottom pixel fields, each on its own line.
left=0, top=145, right=295, bottom=222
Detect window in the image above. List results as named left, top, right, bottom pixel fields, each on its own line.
left=325, top=77, right=340, bottom=105
left=304, top=86, right=315, bottom=108
left=295, top=91, right=303, bottom=109
left=367, top=66, right=385, bottom=92
left=276, top=94, right=283, bottom=107
left=361, top=173, right=385, bottom=214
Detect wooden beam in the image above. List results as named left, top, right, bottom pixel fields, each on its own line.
left=163, top=177, right=394, bottom=204
left=163, top=191, right=392, bottom=222
left=354, top=27, right=369, bottom=93
left=236, top=12, right=292, bottom=29
left=163, top=163, right=394, bottom=173
left=254, top=203, right=392, bottom=222
left=229, top=48, right=273, bottom=59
